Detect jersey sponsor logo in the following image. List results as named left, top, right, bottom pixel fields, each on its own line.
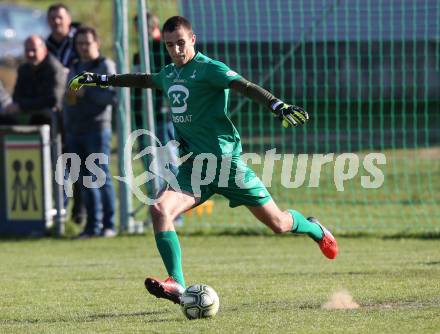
left=226, top=70, right=238, bottom=77
left=172, top=114, right=192, bottom=123
left=168, top=84, right=189, bottom=114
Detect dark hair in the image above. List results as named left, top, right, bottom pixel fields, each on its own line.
left=47, top=3, right=70, bottom=16
left=162, top=16, right=192, bottom=34
left=74, top=26, right=100, bottom=44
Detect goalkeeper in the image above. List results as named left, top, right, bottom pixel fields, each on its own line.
left=69, top=15, right=338, bottom=305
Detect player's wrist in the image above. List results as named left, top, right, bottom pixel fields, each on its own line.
left=270, top=99, right=284, bottom=112
left=105, top=74, right=116, bottom=86
left=96, top=74, right=109, bottom=87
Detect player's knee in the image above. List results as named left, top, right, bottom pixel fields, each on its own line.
left=150, top=203, right=173, bottom=221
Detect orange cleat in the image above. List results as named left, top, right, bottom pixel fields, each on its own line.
left=307, top=217, right=338, bottom=259
left=144, top=276, right=184, bottom=304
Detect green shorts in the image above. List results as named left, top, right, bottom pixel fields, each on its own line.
left=174, top=156, right=272, bottom=208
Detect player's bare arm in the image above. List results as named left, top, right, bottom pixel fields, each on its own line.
left=229, top=77, right=309, bottom=128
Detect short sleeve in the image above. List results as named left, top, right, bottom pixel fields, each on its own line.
left=205, top=60, right=242, bottom=88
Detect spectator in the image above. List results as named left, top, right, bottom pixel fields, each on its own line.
left=133, top=13, right=182, bottom=226
left=46, top=2, right=85, bottom=225
left=9, top=35, right=66, bottom=125
left=46, top=3, right=79, bottom=68
left=64, top=26, right=117, bottom=238
left=0, top=80, right=15, bottom=125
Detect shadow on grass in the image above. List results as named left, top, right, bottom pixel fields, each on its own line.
left=381, top=231, right=440, bottom=239
left=363, top=299, right=440, bottom=309
left=2, top=310, right=170, bottom=325
left=86, top=310, right=167, bottom=321
left=277, top=271, right=377, bottom=277
left=229, top=299, right=321, bottom=312
left=1, top=228, right=440, bottom=240
left=422, top=261, right=440, bottom=266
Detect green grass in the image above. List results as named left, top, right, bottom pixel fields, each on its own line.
left=1, top=235, right=439, bottom=333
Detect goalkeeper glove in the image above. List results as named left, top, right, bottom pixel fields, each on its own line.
left=271, top=100, right=309, bottom=128
left=68, top=71, right=110, bottom=90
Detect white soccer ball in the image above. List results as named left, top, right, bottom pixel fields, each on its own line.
left=180, top=284, right=220, bottom=320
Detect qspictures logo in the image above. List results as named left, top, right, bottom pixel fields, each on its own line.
left=55, top=130, right=386, bottom=205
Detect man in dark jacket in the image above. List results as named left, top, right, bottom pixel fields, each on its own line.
left=46, top=3, right=79, bottom=68
left=64, top=26, right=117, bottom=238
left=46, top=3, right=85, bottom=224
left=8, top=35, right=66, bottom=125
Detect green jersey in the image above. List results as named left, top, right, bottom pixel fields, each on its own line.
left=152, top=52, right=242, bottom=157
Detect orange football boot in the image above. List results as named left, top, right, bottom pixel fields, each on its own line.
left=308, top=217, right=338, bottom=259
left=144, top=276, right=184, bottom=304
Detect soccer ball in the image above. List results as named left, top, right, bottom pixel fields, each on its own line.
left=180, top=284, right=220, bottom=320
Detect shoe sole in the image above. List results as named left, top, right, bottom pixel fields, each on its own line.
left=145, top=278, right=181, bottom=304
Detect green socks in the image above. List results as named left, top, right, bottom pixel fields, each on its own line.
left=155, top=231, right=186, bottom=288
left=289, top=210, right=323, bottom=242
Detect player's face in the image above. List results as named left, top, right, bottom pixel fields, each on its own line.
left=163, top=26, right=196, bottom=67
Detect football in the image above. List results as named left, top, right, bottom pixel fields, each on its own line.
left=180, top=284, right=220, bottom=320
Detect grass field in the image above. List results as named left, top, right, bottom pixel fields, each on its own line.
left=1, top=234, right=439, bottom=333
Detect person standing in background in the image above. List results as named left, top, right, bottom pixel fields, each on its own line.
left=46, top=3, right=80, bottom=68
left=8, top=35, right=66, bottom=125
left=64, top=26, right=117, bottom=238
left=46, top=3, right=85, bottom=224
